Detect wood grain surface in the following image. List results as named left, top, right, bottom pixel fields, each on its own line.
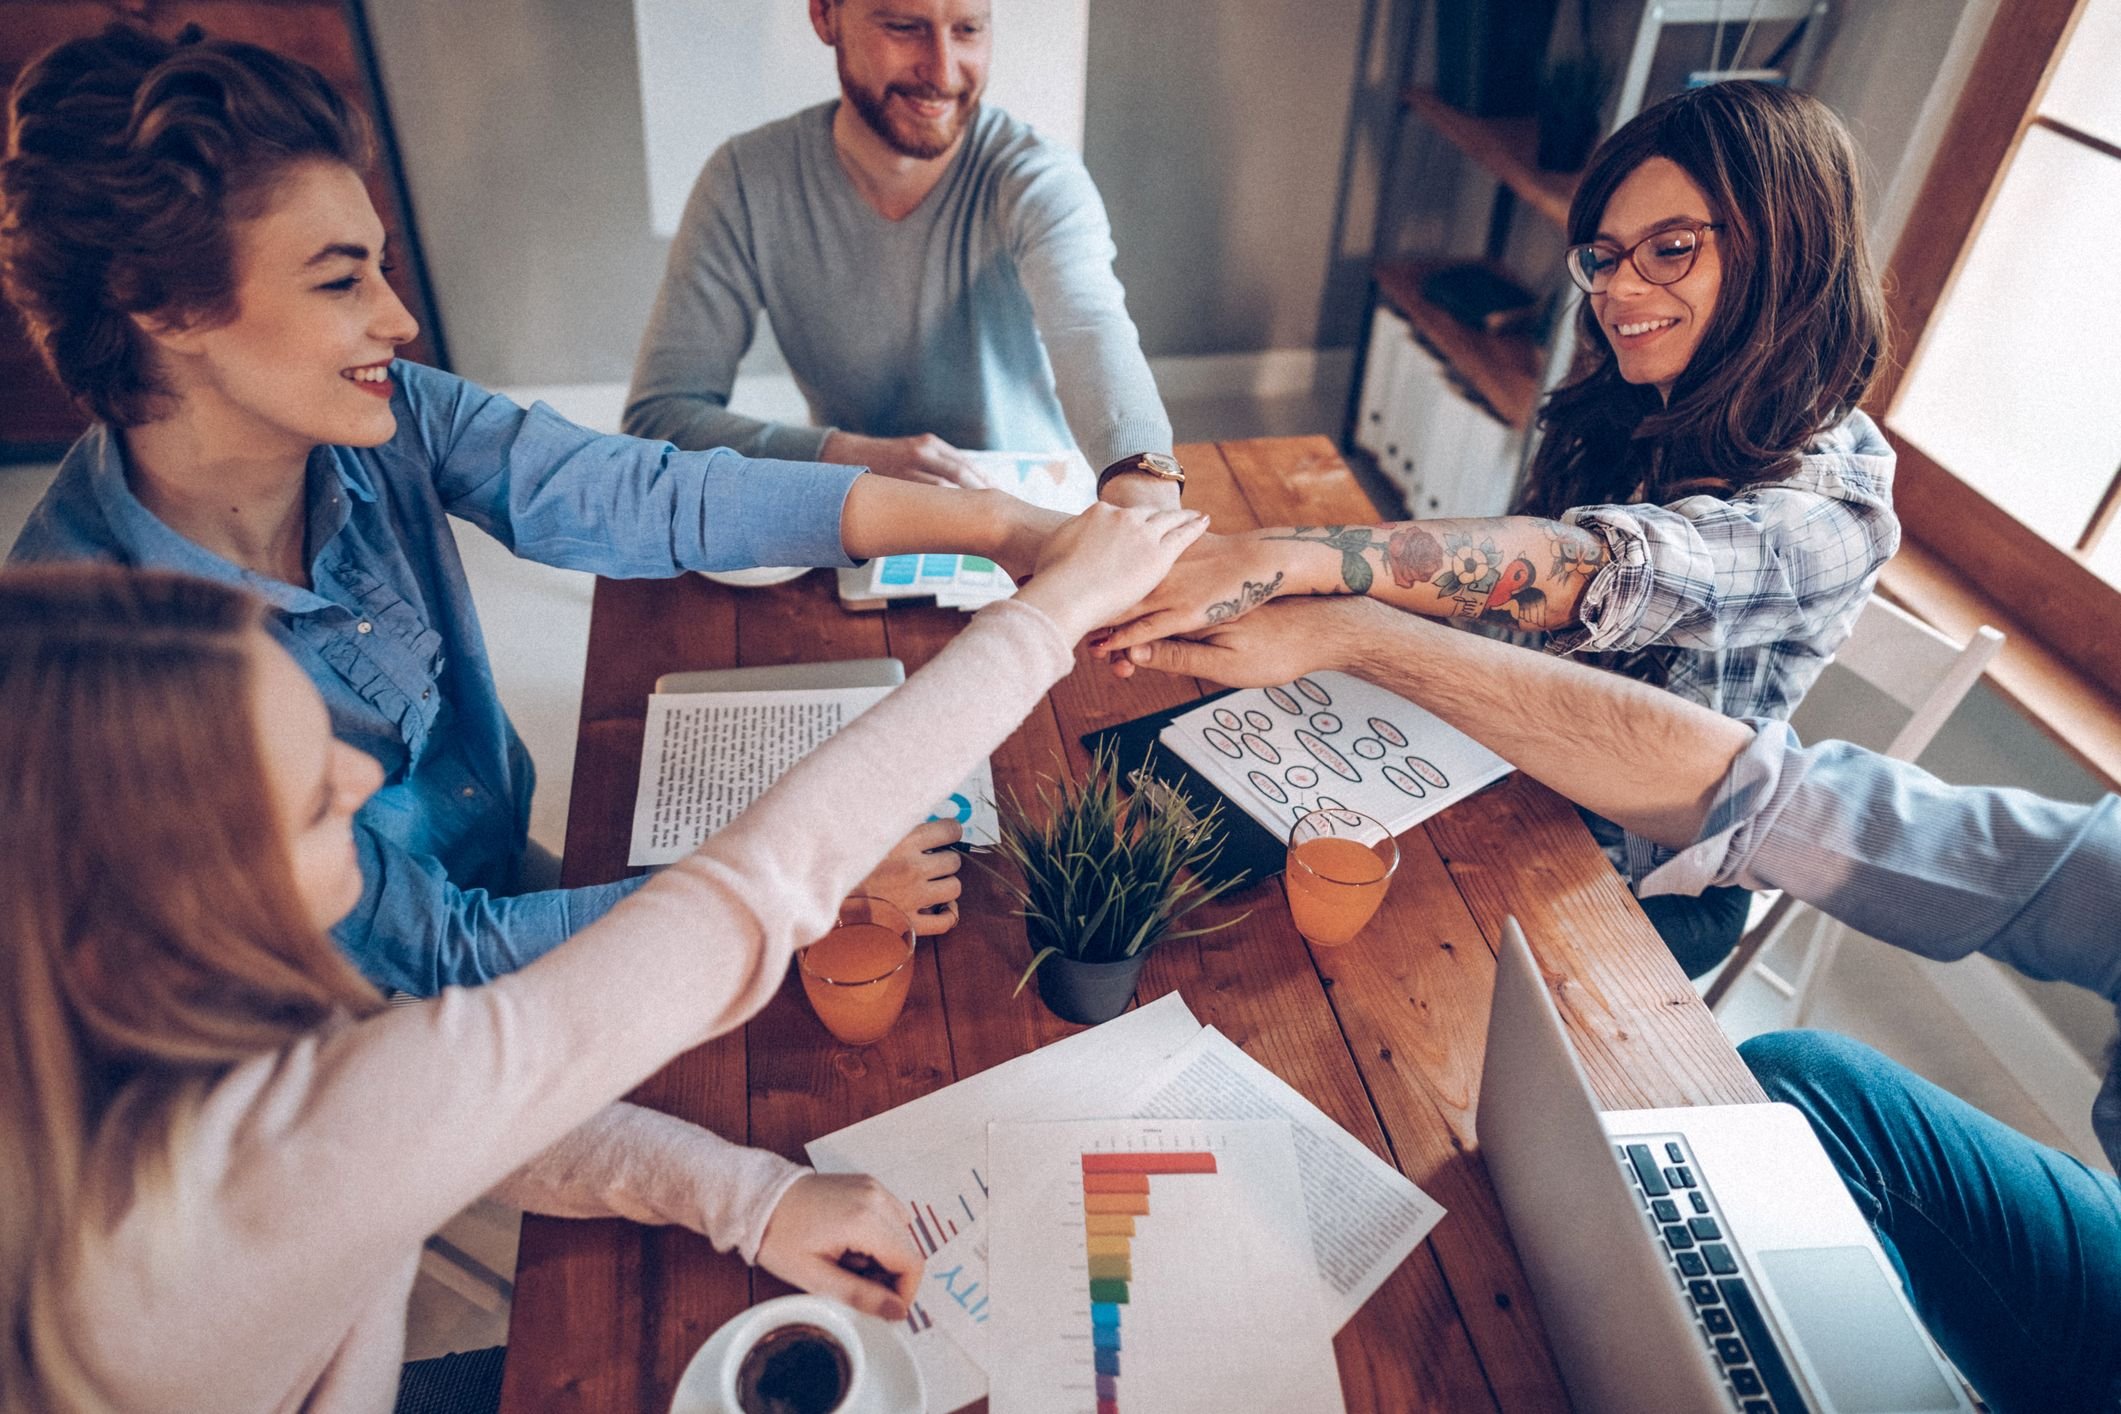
left=498, top=439, right=1761, bottom=1413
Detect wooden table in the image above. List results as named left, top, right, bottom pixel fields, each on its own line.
left=498, top=437, right=1765, bottom=1413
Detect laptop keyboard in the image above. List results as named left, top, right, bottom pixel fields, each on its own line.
left=1616, top=1135, right=1812, bottom=1414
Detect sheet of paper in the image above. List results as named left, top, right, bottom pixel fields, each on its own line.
left=807, top=995, right=1202, bottom=1411
left=628, top=684, right=995, bottom=866
left=1123, top=1027, right=1445, bottom=1327
left=1160, top=670, right=1513, bottom=842
left=961, top=449, right=1096, bottom=514
left=807, top=993, right=1202, bottom=1176
left=986, top=1118, right=1344, bottom=1414
left=911, top=1181, right=992, bottom=1366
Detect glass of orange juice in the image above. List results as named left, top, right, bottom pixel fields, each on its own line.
left=798, top=896, right=917, bottom=1045
left=1285, top=808, right=1400, bottom=947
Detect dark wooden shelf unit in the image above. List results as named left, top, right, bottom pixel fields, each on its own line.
left=1402, top=87, right=1583, bottom=230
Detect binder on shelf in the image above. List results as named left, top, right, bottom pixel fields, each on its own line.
left=1383, top=335, right=1444, bottom=504
left=1355, top=306, right=1411, bottom=460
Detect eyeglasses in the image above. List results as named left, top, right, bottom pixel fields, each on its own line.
left=1564, top=221, right=1722, bottom=294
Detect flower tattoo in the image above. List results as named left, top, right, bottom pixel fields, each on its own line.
left=1432, top=533, right=1502, bottom=600
left=1384, top=527, right=1444, bottom=589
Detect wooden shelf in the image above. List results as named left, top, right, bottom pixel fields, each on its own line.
left=1374, top=259, right=1543, bottom=429
left=1404, top=88, right=1583, bottom=230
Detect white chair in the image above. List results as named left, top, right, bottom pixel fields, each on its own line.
left=1701, top=595, right=2005, bottom=1021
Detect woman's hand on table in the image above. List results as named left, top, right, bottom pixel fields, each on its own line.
left=1012, top=503, right=1211, bottom=644
left=755, top=1173, right=925, bottom=1322
left=853, top=819, right=965, bottom=937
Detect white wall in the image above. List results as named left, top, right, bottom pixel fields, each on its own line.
left=364, top=0, right=1354, bottom=388
left=632, top=0, right=1088, bottom=238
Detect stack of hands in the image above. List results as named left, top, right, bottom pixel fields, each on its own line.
left=855, top=501, right=1373, bottom=938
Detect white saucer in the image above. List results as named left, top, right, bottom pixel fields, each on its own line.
left=669, top=1294, right=926, bottom=1414
left=697, top=566, right=811, bottom=589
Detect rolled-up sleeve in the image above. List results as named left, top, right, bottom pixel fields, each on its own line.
left=1640, top=721, right=2121, bottom=997
left=401, top=365, right=862, bottom=575
left=1550, top=478, right=1896, bottom=656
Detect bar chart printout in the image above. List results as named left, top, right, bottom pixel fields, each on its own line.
left=988, top=1120, right=1344, bottom=1414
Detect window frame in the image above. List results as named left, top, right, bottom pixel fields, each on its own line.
left=1869, top=0, right=2121, bottom=703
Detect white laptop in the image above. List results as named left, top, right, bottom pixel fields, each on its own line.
left=1476, top=917, right=1974, bottom=1414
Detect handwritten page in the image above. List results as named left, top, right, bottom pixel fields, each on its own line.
left=628, top=684, right=996, bottom=866
left=1161, top=670, right=1513, bottom=842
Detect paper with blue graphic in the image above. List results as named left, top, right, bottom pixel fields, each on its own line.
left=628, top=682, right=996, bottom=865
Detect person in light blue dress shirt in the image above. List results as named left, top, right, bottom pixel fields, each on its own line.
left=1122, top=596, right=2121, bottom=1412
left=2, top=25, right=1062, bottom=996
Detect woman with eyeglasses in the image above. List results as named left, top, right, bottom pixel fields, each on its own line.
left=1095, top=82, right=1895, bottom=978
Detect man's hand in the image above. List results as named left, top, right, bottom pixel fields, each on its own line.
left=822, top=431, right=988, bottom=488
left=854, top=820, right=964, bottom=937
left=754, top=1173, right=925, bottom=1322
left=1118, top=597, right=1385, bottom=688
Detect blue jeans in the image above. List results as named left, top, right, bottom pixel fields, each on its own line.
left=1741, top=1030, right=2121, bottom=1412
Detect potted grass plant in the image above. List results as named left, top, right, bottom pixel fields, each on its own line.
left=984, top=745, right=1249, bottom=1025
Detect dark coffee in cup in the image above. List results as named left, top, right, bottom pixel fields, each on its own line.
left=733, top=1322, right=854, bottom=1414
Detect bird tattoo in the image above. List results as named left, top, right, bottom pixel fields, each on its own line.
left=1483, top=555, right=1549, bottom=628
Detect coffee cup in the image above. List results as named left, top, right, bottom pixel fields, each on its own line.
left=715, top=1296, right=868, bottom=1414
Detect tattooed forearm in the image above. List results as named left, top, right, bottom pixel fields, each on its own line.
left=1257, top=518, right=1604, bottom=631
left=1205, top=571, right=1286, bottom=624
left=1546, top=524, right=1609, bottom=594
left=1261, top=527, right=1385, bottom=594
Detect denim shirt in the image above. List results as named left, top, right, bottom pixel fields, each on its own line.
left=1643, top=720, right=2121, bottom=1175
left=8, top=361, right=863, bottom=994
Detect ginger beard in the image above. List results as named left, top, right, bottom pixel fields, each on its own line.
left=836, top=47, right=978, bottom=160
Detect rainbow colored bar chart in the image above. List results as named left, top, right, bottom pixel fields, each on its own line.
left=1080, top=1151, right=1218, bottom=1412
left=987, top=1120, right=1344, bottom=1414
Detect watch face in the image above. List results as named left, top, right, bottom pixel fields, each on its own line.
left=1142, top=453, right=1181, bottom=478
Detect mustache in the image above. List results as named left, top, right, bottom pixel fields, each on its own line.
left=887, top=84, right=968, bottom=103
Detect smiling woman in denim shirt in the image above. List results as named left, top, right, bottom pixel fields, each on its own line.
left=1, top=25, right=1069, bottom=995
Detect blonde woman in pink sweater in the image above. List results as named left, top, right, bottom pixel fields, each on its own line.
left=0, top=503, right=1205, bottom=1412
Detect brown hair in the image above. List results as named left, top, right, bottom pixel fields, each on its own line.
left=0, top=24, right=373, bottom=428
left=0, top=565, right=381, bottom=1409
left=1518, top=81, right=1887, bottom=518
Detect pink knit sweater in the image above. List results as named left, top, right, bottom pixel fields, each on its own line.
left=45, top=598, right=1075, bottom=1413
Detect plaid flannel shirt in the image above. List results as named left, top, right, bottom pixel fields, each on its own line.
left=1545, top=408, right=1900, bottom=880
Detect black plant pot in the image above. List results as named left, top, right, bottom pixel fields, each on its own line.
left=1034, top=951, right=1152, bottom=1026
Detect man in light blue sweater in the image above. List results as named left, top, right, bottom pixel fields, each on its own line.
left=624, top=0, right=1182, bottom=507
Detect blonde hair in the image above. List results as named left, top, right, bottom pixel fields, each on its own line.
left=0, top=565, right=381, bottom=1410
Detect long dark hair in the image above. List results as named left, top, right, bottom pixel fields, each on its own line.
left=1519, top=82, right=1886, bottom=518
left=0, top=24, right=373, bottom=427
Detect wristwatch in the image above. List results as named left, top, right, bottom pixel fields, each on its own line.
left=1095, top=451, right=1186, bottom=494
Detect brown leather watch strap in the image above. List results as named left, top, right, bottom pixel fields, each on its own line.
left=1095, top=452, right=1186, bottom=492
